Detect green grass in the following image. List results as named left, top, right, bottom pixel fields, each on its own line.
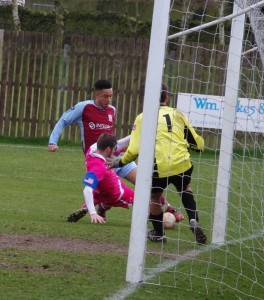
left=0, top=142, right=263, bottom=300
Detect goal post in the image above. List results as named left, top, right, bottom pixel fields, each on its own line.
left=126, top=0, right=171, bottom=284
left=212, top=1, right=246, bottom=245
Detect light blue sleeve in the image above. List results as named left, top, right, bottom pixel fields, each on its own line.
left=48, top=100, right=91, bottom=145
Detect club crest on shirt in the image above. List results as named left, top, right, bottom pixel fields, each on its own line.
left=108, top=114, right=113, bottom=122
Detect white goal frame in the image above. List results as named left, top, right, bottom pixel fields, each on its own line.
left=125, top=0, right=171, bottom=283
left=126, top=0, right=263, bottom=284
left=212, top=1, right=245, bottom=245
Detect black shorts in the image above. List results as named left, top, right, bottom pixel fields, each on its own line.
left=151, top=165, right=193, bottom=194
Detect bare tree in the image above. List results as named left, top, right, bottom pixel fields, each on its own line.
left=12, top=0, right=21, bottom=31
left=218, top=0, right=225, bottom=46
left=176, top=0, right=226, bottom=45
left=179, top=0, right=192, bottom=44
left=124, top=0, right=151, bottom=36
left=54, top=0, right=65, bottom=35
left=126, top=0, right=139, bottom=35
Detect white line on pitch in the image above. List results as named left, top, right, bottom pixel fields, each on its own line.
left=106, top=231, right=264, bottom=300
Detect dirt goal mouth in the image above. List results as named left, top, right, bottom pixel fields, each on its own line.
left=0, top=233, right=128, bottom=254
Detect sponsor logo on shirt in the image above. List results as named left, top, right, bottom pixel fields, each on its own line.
left=83, top=178, right=94, bottom=185
left=89, top=122, right=96, bottom=129
left=89, top=122, right=111, bottom=130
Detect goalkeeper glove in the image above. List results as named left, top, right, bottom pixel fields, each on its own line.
left=106, top=156, right=125, bottom=169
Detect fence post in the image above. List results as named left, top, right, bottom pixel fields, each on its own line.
left=59, top=43, right=69, bottom=116
left=0, top=30, right=4, bottom=72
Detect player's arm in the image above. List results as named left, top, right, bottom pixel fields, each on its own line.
left=48, top=102, right=86, bottom=152
left=88, top=134, right=130, bottom=156
left=107, top=115, right=142, bottom=168
left=114, top=135, right=131, bottom=155
left=82, top=172, right=105, bottom=224
left=180, top=111, right=204, bottom=152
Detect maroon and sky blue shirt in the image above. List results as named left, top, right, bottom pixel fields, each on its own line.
left=48, top=100, right=116, bottom=154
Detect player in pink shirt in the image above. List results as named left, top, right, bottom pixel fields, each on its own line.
left=82, top=133, right=134, bottom=223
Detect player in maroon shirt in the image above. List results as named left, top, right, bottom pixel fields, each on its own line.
left=48, top=79, right=137, bottom=220
left=49, top=79, right=116, bottom=155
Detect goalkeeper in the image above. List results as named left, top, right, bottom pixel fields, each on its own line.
left=107, top=84, right=207, bottom=244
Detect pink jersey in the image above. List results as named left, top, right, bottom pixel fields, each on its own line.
left=83, top=151, right=134, bottom=208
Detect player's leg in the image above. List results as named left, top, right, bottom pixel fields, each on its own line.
left=66, top=199, right=112, bottom=222
left=94, top=162, right=137, bottom=219
left=98, top=183, right=134, bottom=209
left=171, top=167, right=207, bottom=244
left=93, top=194, right=112, bottom=220
left=66, top=203, right=88, bottom=222
left=114, top=161, right=137, bottom=184
left=96, top=203, right=111, bottom=220
left=147, top=177, right=167, bottom=243
left=171, top=166, right=198, bottom=221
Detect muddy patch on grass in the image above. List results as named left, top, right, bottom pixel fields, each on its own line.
left=0, top=233, right=128, bottom=254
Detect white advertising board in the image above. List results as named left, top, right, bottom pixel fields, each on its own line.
left=177, top=93, right=264, bottom=133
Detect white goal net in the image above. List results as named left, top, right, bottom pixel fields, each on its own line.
left=125, top=0, right=264, bottom=299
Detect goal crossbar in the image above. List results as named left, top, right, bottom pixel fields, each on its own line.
left=168, top=0, right=264, bottom=40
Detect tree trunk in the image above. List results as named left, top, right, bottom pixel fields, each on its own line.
left=54, top=0, right=65, bottom=35
left=12, top=0, right=21, bottom=31
left=124, top=0, right=142, bottom=36
left=218, top=0, right=225, bottom=46
left=180, top=0, right=191, bottom=44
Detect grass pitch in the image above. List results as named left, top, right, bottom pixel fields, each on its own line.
left=0, top=142, right=263, bottom=300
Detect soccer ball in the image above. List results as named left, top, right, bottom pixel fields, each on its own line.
left=163, top=212, right=176, bottom=230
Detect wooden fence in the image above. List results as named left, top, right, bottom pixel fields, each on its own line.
left=0, top=30, right=263, bottom=147
left=0, top=30, right=150, bottom=141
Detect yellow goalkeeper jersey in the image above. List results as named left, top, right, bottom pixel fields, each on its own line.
left=121, top=105, right=204, bottom=178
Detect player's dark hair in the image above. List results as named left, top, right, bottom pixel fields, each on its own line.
left=94, top=79, right=112, bottom=90
left=97, top=133, right=117, bottom=151
left=160, top=83, right=168, bottom=103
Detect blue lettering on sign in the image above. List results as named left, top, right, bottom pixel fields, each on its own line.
left=259, top=103, right=264, bottom=114
left=192, top=96, right=264, bottom=117
left=236, top=100, right=255, bottom=116
left=193, top=97, right=219, bottom=111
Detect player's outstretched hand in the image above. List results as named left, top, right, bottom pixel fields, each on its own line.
left=105, top=156, right=122, bottom=169
left=48, top=144, right=59, bottom=152
left=90, top=213, right=106, bottom=224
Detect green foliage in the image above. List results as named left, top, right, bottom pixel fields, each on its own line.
left=19, top=7, right=57, bottom=33
left=0, top=3, right=231, bottom=42
left=64, top=10, right=151, bottom=37
left=0, top=5, right=151, bottom=37
left=0, top=5, right=13, bottom=29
